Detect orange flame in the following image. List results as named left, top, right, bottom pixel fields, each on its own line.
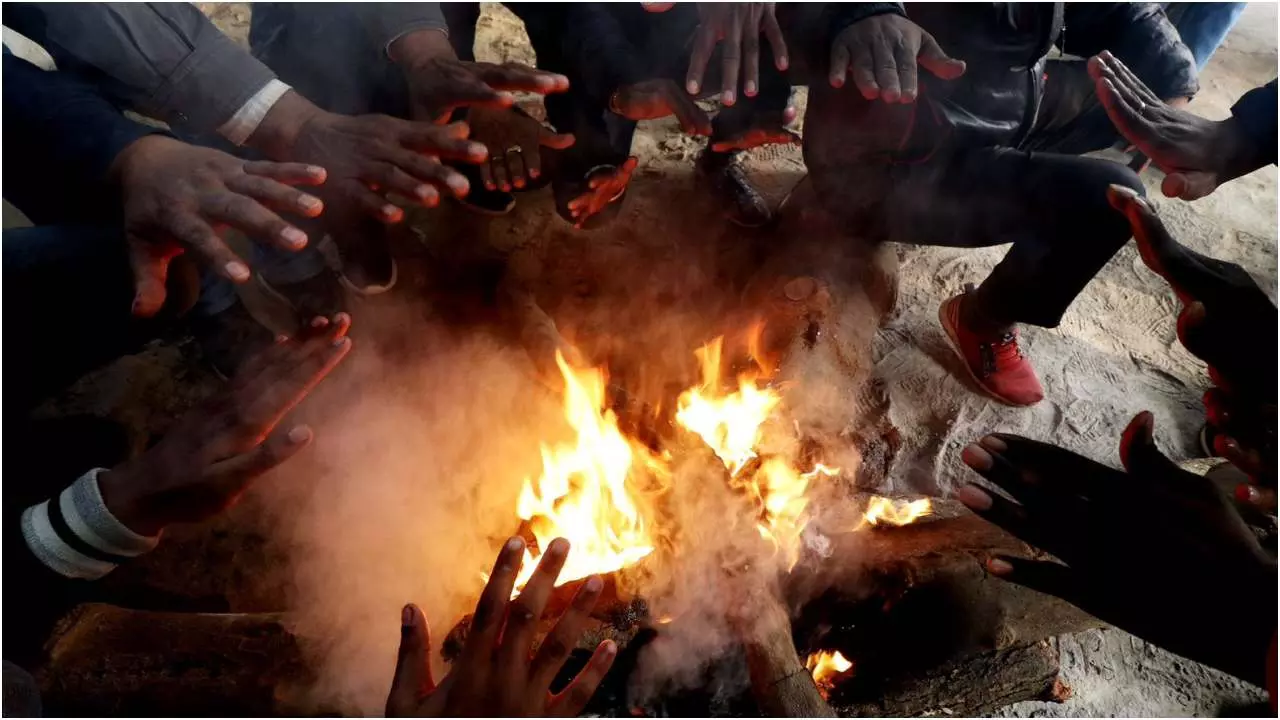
left=861, top=497, right=933, bottom=528
left=806, top=649, right=853, bottom=698
left=508, top=352, right=658, bottom=592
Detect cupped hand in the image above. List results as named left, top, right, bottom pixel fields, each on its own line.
left=829, top=14, right=965, bottom=102
left=111, top=135, right=326, bottom=317
left=954, top=413, right=1277, bottom=688
left=1108, top=185, right=1276, bottom=492
left=567, top=158, right=639, bottom=229
left=1090, top=51, right=1252, bottom=200
left=386, top=537, right=616, bottom=717
left=97, top=314, right=353, bottom=537
left=612, top=79, right=713, bottom=137
left=467, top=108, right=575, bottom=191
left=683, top=2, right=788, bottom=106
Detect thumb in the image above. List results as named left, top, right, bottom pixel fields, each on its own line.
left=539, top=129, right=576, bottom=150
left=128, top=236, right=172, bottom=318
left=917, top=34, right=966, bottom=80
left=1118, top=411, right=1181, bottom=479
left=387, top=604, right=435, bottom=716
left=1162, top=171, right=1220, bottom=201
left=205, top=424, right=313, bottom=502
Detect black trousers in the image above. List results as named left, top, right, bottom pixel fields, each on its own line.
left=805, top=59, right=1144, bottom=330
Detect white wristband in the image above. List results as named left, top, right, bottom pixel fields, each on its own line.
left=217, top=79, right=293, bottom=147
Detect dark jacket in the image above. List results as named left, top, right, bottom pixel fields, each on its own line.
left=806, top=3, right=1198, bottom=167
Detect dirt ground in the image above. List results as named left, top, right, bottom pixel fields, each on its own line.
left=8, top=3, right=1277, bottom=716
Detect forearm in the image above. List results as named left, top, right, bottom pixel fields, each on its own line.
left=5, top=2, right=277, bottom=134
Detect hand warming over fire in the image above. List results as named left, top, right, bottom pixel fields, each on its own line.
left=467, top=108, right=576, bottom=191
left=611, top=80, right=713, bottom=137
left=1109, top=185, right=1277, bottom=506
left=387, top=537, right=616, bottom=717
left=954, top=413, right=1278, bottom=689
left=96, top=314, right=352, bottom=537
left=110, top=135, right=326, bottom=317
left=567, top=158, right=639, bottom=229
left=681, top=3, right=789, bottom=106
left=829, top=14, right=966, bottom=102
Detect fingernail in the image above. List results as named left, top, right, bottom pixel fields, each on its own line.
left=961, top=443, right=994, bottom=471
left=601, top=639, right=617, bottom=657
left=288, top=425, right=311, bottom=444
left=548, top=537, right=570, bottom=557
left=987, top=558, right=1014, bottom=575
left=448, top=174, right=470, bottom=194
left=333, top=336, right=350, bottom=349
left=979, top=435, right=1007, bottom=452
left=1235, top=483, right=1258, bottom=503
left=225, top=261, right=251, bottom=282
left=745, top=81, right=757, bottom=96
left=298, top=195, right=323, bottom=212
left=280, top=226, right=308, bottom=248
left=311, top=316, right=328, bottom=328
left=723, top=90, right=736, bottom=105
left=506, top=536, right=525, bottom=553
left=402, top=604, right=415, bottom=627
left=382, top=204, right=401, bottom=220
left=687, top=79, right=700, bottom=94
left=778, top=57, right=789, bottom=71
left=414, top=185, right=436, bottom=201
left=307, top=165, right=326, bottom=178
left=955, top=484, right=993, bottom=511
left=585, top=575, right=603, bottom=592
left=275, top=334, right=290, bottom=344
left=468, top=142, right=489, bottom=159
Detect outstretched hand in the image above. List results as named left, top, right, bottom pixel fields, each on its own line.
left=97, top=314, right=352, bottom=537
left=681, top=2, right=789, bottom=106
left=955, top=413, right=1276, bottom=688
left=386, top=537, right=616, bottom=717
left=467, top=108, right=575, bottom=191
left=612, top=79, right=713, bottom=137
left=567, top=158, right=639, bottom=229
left=1090, top=51, right=1255, bottom=200
left=111, top=135, right=327, bottom=317
left=829, top=14, right=965, bottom=102
left=1108, top=185, right=1276, bottom=498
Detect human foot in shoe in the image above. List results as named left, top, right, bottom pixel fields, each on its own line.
left=697, top=150, right=772, bottom=228
left=939, top=286, right=1044, bottom=406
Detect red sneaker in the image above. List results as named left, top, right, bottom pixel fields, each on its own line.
left=938, top=289, right=1045, bottom=407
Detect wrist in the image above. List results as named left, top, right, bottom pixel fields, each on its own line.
left=247, top=90, right=326, bottom=161
left=1215, top=116, right=1266, bottom=183
left=389, top=28, right=456, bottom=74
left=108, top=134, right=177, bottom=186
left=98, top=464, right=165, bottom=538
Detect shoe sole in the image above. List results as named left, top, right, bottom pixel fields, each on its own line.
left=937, top=300, right=1034, bottom=408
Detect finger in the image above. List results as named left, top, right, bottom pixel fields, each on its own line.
left=127, top=236, right=180, bottom=317
left=741, top=8, right=760, bottom=98
left=509, top=150, right=529, bottom=190
left=873, top=40, right=902, bottom=103
left=1105, top=184, right=1184, bottom=298
left=162, top=209, right=254, bottom=284
left=720, top=12, right=744, bottom=105
left=242, top=160, right=327, bottom=186
left=1220, top=436, right=1268, bottom=482
left=916, top=33, right=966, bottom=80
left=386, top=603, right=435, bottom=716
left=828, top=40, right=851, bottom=88
left=472, top=62, right=571, bottom=95
left=686, top=25, right=717, bottom=95
left=1235, top=483, right=1277, bottom=513
left=666, top=88, right=714, bottom=136
left=204, top=422, right=313, bottom=495
left=380, top=148, right=473, bottom=198
left=1096, top=78, right=1156, bottom=153
left=491, top=155, right=511, bottom=192
left=985, top=556, right=1079, bottom=603
left=1162, top=171, right=1219, bottom=201
left=1117, top=411, right=1183, bottom=482
left=529, top=575, right=605, bottom=692
left=539, top=129, right=576, bottom=151
left=981, top=433, right=1119, bottom=499
left=851, top=42, right=879, bottom=99
left=204, top=190, right=310, bottom=253
left=762, top=9, right=788, bottom=71
left=1100, top=51, right=1162, bottom=107
left=227, top=174, right=324, bottom=219
left=234, top=317, right=353, bottom=430
left=500, top=538, right=570, bottom=674
left=464, top=536, right=525, bottom=662
left=346, top=181, right=405, bottom=224
left=549, top=639, right=617, bottom=717
left=364, top=161, right=442, bottom=207
left=894, top=40, right=918, bottom=103
left=398, top=121, right=489, bottom=163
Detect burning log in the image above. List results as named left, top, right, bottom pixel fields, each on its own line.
left=36, top=604, right=317, bottom=717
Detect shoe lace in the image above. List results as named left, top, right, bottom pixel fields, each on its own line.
left=982, top=332, right=1023, bottom=375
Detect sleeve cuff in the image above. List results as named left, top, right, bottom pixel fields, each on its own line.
left=20, top=469, right=160, bottom=580
left=217, top=79, right=293, bottom=146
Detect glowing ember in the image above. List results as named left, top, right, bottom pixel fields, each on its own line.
left=806, top=649, right=853, bottom=697
left=675, top=338, right=780, bottom=477
left=508, top=352, right=658, bottom=592
left=861, top=497, right=933, bottom=527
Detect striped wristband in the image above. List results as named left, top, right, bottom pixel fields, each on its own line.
left=20, top=468, right=161, bottom=580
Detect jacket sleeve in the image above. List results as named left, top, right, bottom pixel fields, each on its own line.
left=1062, top=3, right=1198, bottom=101
left=561, top=4, right=645, bottom=105
left=353, top=2, right=449, bottom=57
left=2, top=2, right=276, bottom=134
left=1231, top=79, right=1278, bottom=168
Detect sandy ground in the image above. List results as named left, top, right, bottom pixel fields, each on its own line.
left=7, top=3, right=1276, bottom=716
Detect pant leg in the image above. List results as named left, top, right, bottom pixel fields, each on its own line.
left=882, top=146, right=1145, bottom=328
left=441, top=3, right=481, bottom=62
left=1021, top=59, right=1120, bottom=155
left=1163, top=2, right=1248, bottom=71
